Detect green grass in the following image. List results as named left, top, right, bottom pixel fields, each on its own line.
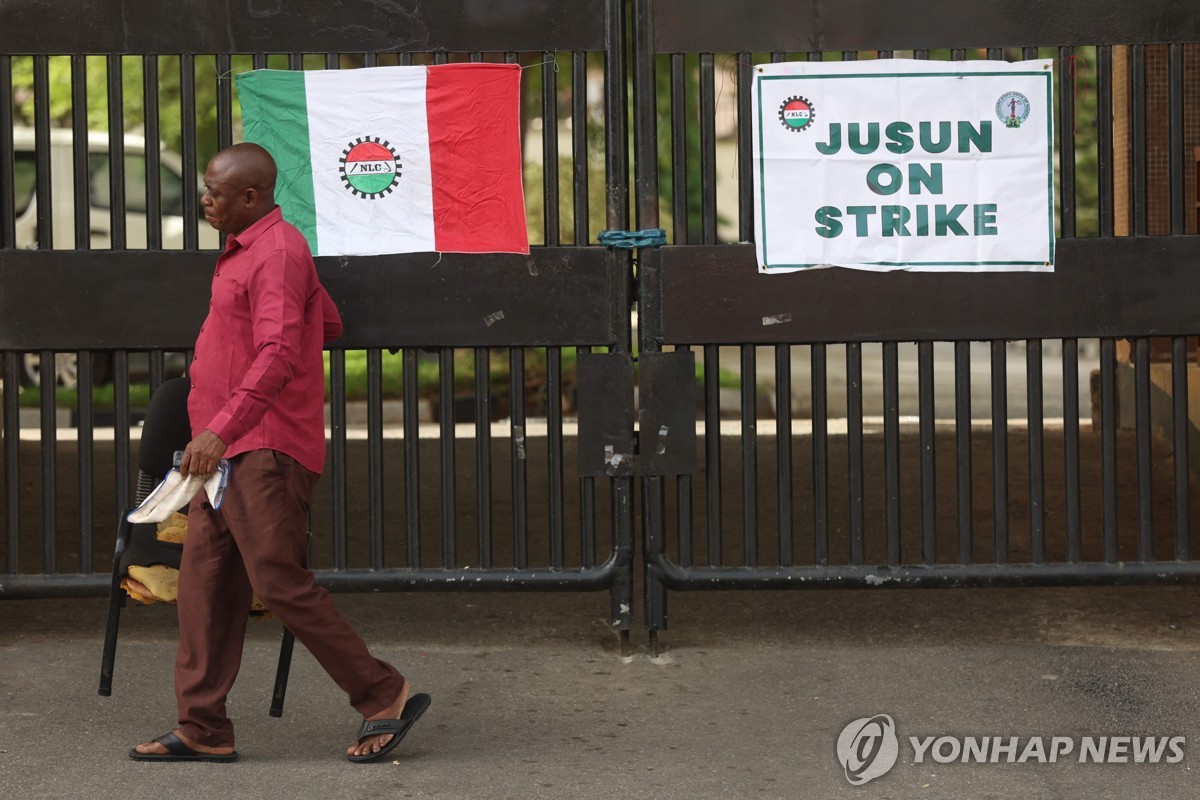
left=325, top=348, right=741, bottom=402
left=711, top=366, right=741, bottom=389
left=18, top=383, right=152, bottom=409
left=325, top=347, right=583, bottom=402
left=18, top=347, right=740, bottom=408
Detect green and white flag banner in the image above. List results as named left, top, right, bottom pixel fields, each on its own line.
left=752, top=59, right=1055, bottom=273
left=236, top=63, right=529, bottom=257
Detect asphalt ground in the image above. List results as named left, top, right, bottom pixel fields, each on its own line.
left=3, top=421, right=1200, bottom=799
left=3, top=585, right=1200, bottom=800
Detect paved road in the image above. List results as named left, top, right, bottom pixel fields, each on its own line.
left=3, top=586, right=1200, bottom=799
left=3, top=351, right=1198, bottom=799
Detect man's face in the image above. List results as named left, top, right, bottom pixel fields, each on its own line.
left=201, top=158, right=257, bottom=235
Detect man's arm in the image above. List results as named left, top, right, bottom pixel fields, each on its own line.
left=321, top=285, right=343, bottom=343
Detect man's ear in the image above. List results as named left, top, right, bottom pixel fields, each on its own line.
left=243, top=187, right=259, bottom=208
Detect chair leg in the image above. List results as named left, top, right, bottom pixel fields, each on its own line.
left=270, top=509, right=313, bottom=716
left=270, top=627, right=297, bottom=717
left=99, top=515, right=133, bottom=697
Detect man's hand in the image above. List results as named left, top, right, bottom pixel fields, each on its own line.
left=180, top=429, right=228, bottom=478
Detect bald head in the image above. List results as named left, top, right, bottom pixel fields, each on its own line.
left=201, top=143, right=279, bottom=235
left=212, top=143, right=277, bottom=195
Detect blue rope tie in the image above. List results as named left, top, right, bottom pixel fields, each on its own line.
left=598, top=228, right=667, bottom=249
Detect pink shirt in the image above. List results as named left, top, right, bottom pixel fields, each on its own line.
left=188, top=206, right=341, bottom=474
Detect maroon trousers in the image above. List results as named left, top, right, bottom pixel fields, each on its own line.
left=175, top=449, right=404, bottom=748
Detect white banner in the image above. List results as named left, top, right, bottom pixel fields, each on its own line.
left=752, top=59, right=1054, bottom=273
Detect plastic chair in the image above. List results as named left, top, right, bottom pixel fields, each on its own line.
left=98, top=376, right=300, bottom=717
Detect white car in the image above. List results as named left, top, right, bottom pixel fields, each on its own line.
left=11, top=127, right=218, bottom=386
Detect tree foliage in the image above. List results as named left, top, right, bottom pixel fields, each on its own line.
left=10, top=55, right=225, bottom=173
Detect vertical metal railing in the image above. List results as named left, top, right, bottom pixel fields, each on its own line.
left=329, top=349, right=349, bottom=569
left=4, top=354, right=20, bottom=576
left=776, top=344, right=794, bottom=566
left=474, top=347, right=492, bottom=569
left=1134, top=337, right=1154, bottom=559
left=605, top=0, right=635, bottom=643
left=954, top=340, right=972, bottom=562
left=1172, top=336, right=1190, bottom=561
left=0, top=2, right=632, bottom=632
left=991, top=342, right=1008, bottom=564
left=882, top=342, right=900, bottom=566
left=367, top=347, right=385, bottom=570
left=548, top=347, right=565, bottom=568
left=4, top=7, right=1199, bottom=657
left=812, top=343, right=829, bottom=565
left=1, top=53, right=16, bottom=573
left=402, top=348, right=421, bottom=568
left=32, top=55, right=52, bottom=249
left=0, top=55, right=13, bottom=251
left=847, top=343, right=865, bottom=565
left=918, top=341, right=936, bottom=564
left=633, top=23, right=1200, bottom=645
left=39, top=350, right=56, bottom=574
left=180, top=54, right=199, bottom=250
left=1100, top=337, right=1118, bottom=561
left=437, top=353, right=457, bottom=564
left=144, top=55, right=163, bottom=252
left=509, top=348, right=528, bottom=568
left=0, top=12, right=595, bottom=604
left=740, top=344, right=757, bottom=567
left=73, top=55, right=95, bottom=572
left=1026, top=339, right=1045, bottom=563
left=1166, top=44, right=1190, bottom=562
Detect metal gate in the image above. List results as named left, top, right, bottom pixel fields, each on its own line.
left=3, top=1, right=1200, bottom=652
left=632, top=0, right=1200, bottom=649
left=0, top=0, right=635, bottom=643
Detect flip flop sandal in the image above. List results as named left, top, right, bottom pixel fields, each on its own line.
left=128, top=731, right=239, bottom=763
left=347, top=693, right=432, bottom=763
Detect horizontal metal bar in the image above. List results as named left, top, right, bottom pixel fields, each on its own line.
left=648, top=555, right=1200, bottom=591
left=646, top=238, right=1200, bottom=344
left=22, top=546, right=1200, bottom=599
left=1, top=0, right=606, bottom=54
left=312, top=565, right=629, bottom=593
left=650, top=0, right=1200, bottom=52
left=0, top=556, right=624, bottom=599
left=0, top=248, right=617, bottom=349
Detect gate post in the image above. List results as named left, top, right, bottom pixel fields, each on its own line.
left=604, top=0, right=635, bottom=654
left=631, top=0, right=664, bottom=651
left=641, top=475, right=668, bottom=656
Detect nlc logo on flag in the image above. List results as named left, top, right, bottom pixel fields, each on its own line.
left=339, top=138, right=401, bottom=199
left=237, top=64, right=529, bottom=257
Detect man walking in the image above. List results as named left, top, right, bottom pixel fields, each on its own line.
left=131, top=143, right=428, bottom=764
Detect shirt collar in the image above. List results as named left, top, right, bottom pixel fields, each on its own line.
left=226, top=205, right=283, bottom=252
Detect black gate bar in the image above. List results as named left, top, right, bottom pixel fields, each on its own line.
left=0, top=1, right=636, bottom=652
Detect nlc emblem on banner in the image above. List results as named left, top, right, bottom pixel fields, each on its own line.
left=752, top=59, right=1054, bottom=273
left=237, top=64, right=529, bottom=258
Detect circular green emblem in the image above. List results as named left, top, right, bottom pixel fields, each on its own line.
left=339, top=137, right=402, bottom=199
left=778, top=96, right=816, bottom=132
left=996, top=91, right=1031, bottom=129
